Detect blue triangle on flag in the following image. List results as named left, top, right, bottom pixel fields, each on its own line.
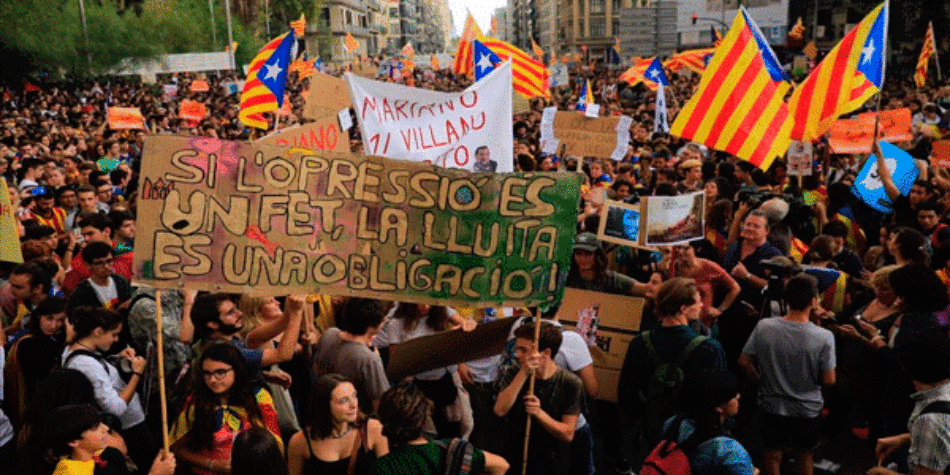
left=256, top=32, right=297, bottom=107
left=473, top=40, right=503, bottom=82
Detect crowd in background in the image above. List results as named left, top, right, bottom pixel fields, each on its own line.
left=0, top=58, right=949, bottom=475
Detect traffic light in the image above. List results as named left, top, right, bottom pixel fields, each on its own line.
left=692, top=13, right=698, bottom=25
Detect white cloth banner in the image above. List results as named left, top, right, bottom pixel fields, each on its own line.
left=654, top=86, right=669, bottom=133
left=346, top=62, right=513, bottom=172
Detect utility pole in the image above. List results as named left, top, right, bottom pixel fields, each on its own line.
left=224, top=0, right=235, bottom=70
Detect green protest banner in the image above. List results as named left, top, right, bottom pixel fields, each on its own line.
left=134, top=136, right=582, bottom=308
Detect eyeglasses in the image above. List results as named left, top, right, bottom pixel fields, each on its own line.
left=91, top=258, right=114, bottom=267
left=202, top=368, right=233, bottom=380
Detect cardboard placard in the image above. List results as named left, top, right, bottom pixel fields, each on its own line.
left=134, top=136, right=582, bottom=308
left=851, top=141, right=919, bottom=213
left=107, top=107, right=146, bottom=130
left=387, top=317, right=519, bottom=381
left=643, top=192, right=704, bottom=246
left=179, top=100, right=207, bottom=122
left=556, top=288, right=646, bottom=402
left=932, top=140, right=950, bottom=168
left=256, top=118, right=348, bottom=152
left=553, top=112, right=626, bottom=158
left=303, top=73, right=352, bottom=120
left=857, top=108, right=913, bottom=143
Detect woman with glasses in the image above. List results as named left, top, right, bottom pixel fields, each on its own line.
left=170, top=343, right=281, bottom=475
left=286, top=374, right=388, bottom=475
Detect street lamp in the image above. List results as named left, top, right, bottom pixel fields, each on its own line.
left=691, top=13, right=728, bottom=30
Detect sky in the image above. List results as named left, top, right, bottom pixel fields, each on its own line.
left=448, top=0, right=507, bottom=37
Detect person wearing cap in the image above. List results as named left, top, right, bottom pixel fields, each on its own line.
left=566, top=232, right=652, bottom=297
left=659, top=370, right=756, bottom=475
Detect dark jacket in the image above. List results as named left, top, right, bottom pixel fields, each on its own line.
left=67, top=273, right=132, bottom=312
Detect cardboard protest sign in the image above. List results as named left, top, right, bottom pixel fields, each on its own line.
left=552, top=112, right=628, bottom=159
left=347, top=62, right=513, bottom=172
left=0, top=178, right=24, bottom=264
left=303, top=73, right=352, bottom=120
left=256, top=118, right=348, bottom=152
left=107, top=107, right=146, bottom=130
left=787, top=141, right=813, bottom=176
left=852, top=141, right=919, bottom=213
left=643, top=191, right=704, bottom=246
left=190, top=79, right=210, bottom=92
left=163, top=84, right=178, bottom=100
left=597, top=199, right=643, bottom=248
left=932, top=140, right=950, bottom=168
left=134, top=136, right=582, bottom=308
left=179, top=100, right=207, bottom=122
left=387, top=317, right=519, bottom=381
left=557, top=288, right=646, bottom=402
left=828, top=109, right=913, bottom=154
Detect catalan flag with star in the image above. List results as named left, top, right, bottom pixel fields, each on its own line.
left=239, top=31, right=296, bottom=129
left=480, top=38, right=550, bottom=98
left=916, top=21, right=936, bottom=88
left=670, top=8, right=793, bottom=170
left=787, top=2, right=888, bottom=142
left=452, top=11, right=483, bottom=77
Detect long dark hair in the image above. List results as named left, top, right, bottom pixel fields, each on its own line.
left=392, top=303, right=451, bottom=332
left=306, top=374, right=366, bottom=440
left=185, top=343, right=265, bottom=452
left=377, top=381, right=432, bottom=448
left=232, top=427, right=286, bottom=475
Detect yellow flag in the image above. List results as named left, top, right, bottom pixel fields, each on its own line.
left=0, top=178, right=23, bottom=264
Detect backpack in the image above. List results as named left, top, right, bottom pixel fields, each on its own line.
left=431, top=438, right=476, bottom=475
left=640, top=333, right=708, bottom=444
left=640, top=416, right=695, bottom=475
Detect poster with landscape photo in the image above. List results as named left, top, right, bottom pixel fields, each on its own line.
left=643, top=192, right=705, bottom=246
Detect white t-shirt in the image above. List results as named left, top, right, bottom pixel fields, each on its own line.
left=89, top=277, right=118, bottom=307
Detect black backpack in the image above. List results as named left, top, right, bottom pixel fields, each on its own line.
left=428, top=438, right=476, bottom=475
left=639, top=333, right=708, bottom=445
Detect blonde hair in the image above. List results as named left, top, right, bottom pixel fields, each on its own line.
left=872, top=265, right=900, bottom=293
left=237, top=294, right=267, bottom=338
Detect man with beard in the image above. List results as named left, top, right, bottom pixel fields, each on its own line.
left=189, top=292, right=306, bottom=371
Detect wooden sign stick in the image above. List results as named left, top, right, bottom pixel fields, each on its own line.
left=155, top=290, right=170, bottom=454
left=521, top=308, right=543, bottom=475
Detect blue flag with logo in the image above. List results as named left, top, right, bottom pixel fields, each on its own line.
left=852, top=141, right=919, bottom=213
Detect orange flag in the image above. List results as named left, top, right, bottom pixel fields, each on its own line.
left=190, top=79, right=210, bottom=92
left=430, top=55, right=440, bottom=70
left=107, top=107, right=146, bottom=130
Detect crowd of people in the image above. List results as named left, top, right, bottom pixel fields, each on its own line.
left=0, top=53, right=949, bottom=475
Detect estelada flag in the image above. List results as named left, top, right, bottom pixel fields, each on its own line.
left=916, top=21, right=936, bottom=88
left=452, top=11, right=483, bottom=76
left=619, top=58, right=656, bottom=90
left=290, top=14, right=306, bottom=38
left=0, top=177, right=23, bottom=264
left=190, top=79, right=210, bottom=92
left=480, top=37, right=550, bottom=98
left=344, top=32, right=358, bottom=53
left=179, top=100, right=207, bottom=122
left=401, top=42, right=415, bottom=59
left=670, top=8, right=793, bottom=170
left=430, top=55, right=440, bottom=70
left=239, top=31, right=296, bottom=129
left=107, top=107, right=146, bottom=130
left=787, top=2, right=888, bottom=142
left=664, top=48, right=715, bottom=74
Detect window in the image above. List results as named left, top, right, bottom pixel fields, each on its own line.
left=346, top=10, right=352, bottom=25
left=390, top=7, right=398, bottom=17
left=612, top=20, right=619, bottom=36
left=590, top=0, right=604, bottom=13
left=590, top=18, right=605, bottom=37
left=578, top=19, right=585, bottom=36
left=612, top=0, right=620, bottom=11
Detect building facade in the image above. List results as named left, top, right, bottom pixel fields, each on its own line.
left=309, top=0, right=382, bottom=61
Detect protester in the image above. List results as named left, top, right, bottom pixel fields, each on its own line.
left=232, top=427, right=287, bottom=475
left=169, top=343, right=281, bottom=475
left=375, top=381, right=508, bottom=475
left=286, top=374, right=388, bottom=475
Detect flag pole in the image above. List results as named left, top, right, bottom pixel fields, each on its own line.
left=155, top=290, right=170, bottom=454
left=874, top=0, right=890, bottom=145
left=933, top=22, right=943, bottom=80
left=521, top=308, right=543, bottom=475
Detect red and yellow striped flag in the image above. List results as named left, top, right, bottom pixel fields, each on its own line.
left=344, top=32, right=358, bottom=53
left=663, top=48, right=715, bottom=74
left=481, top=38, right=550, bottom=97
left=480, top=37, right=550, bottom=98
left=789, top=17, right=805, bottom=41
left=430, top=54, right=440, bottom=70
left=239, top=32, right=295, bottom=129
left=803, top=41, right=818, bottom=60
left=290, top=14, right=306, bottom=37
left=532, top=40, right=545, bottom=61
left=670, top=8, right=793, bottom=170
left=916, top=22, right=936, bottom=88
left=787, top=2, right=887, bottom=142
left=452, top=12, right=483, bottom=76
left=619, top=58, right=655, bottom=89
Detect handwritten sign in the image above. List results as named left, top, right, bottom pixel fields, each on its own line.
left=553, top=112, right=630, bottom=159
left=107, top=107, right=146, bottom=130
left=190, top=79, right=210, bottom=92
left=179, top=100, right=207, bottom=122
left=347, top=62, right=513, bottom=172
left=787, top=141, right=813, bottom=176
left=303, top=73, right=353, bottom=120
left=0, top=177, right=23, bottom=264
left=256, top=118, right=348, bottom=152
left=932, top=140, right=950, bottom=168
left=828, top=108, right=913, bottom=154
left=133, top=136, right=582, bottom=308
